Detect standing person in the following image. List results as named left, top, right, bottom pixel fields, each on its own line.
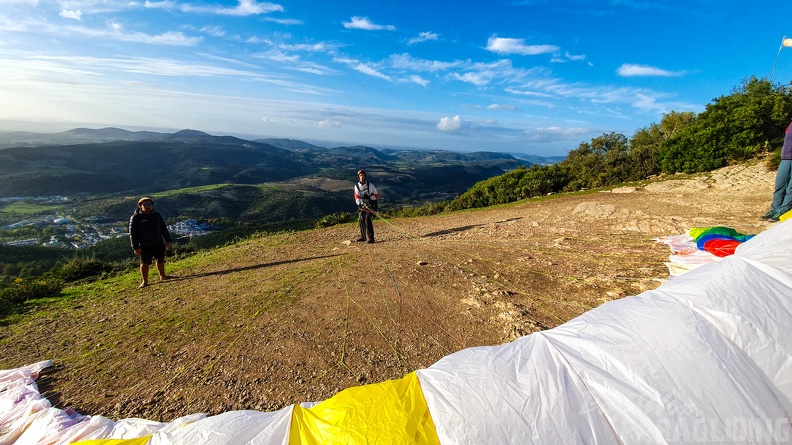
left=354, top=169, right=379, bottom=243
left=762, top=118, right=792, bottom=222
left=129, top=197, right=173, bottom=288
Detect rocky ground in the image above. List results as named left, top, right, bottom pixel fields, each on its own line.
left=0, top=160, right=779, bottom=422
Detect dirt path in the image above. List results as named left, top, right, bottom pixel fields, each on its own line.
left=0, top=160, right=778, bottom=422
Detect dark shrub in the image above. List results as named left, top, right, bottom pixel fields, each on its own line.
left=0, top=277, right=63, bottom=309
left=54, top=258, right=114, bottom=282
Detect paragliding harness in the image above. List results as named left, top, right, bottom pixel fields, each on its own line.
left=356, top=182, right=378, bottom=212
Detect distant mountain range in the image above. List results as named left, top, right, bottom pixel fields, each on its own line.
left=0, top=127, right=565, bottom=224
left=0, top=127, right=565, bottom=165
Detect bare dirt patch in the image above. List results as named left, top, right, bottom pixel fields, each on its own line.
left=0, top=160, right=778, bottom=422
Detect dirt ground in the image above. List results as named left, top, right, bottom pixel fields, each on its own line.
left=0, top=160, right=779, bottom=423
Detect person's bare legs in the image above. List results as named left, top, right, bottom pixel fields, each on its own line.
left=139, top=263, right=150, bottom=288
left=156, top=261, right=170, bottom=280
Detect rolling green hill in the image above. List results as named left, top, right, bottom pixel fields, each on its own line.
left=0, top=128, right=556, bottom=219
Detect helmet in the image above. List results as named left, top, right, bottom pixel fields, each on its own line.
left=357, top=169, right=366, bottom=175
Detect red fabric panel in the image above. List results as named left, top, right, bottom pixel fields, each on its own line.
left=702, top=238, right=742, bottom=257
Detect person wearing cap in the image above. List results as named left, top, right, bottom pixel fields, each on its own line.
left=761, top=118, right=792, bottom=222
left=353, top=169, right=379, bottom=243
left=129, top=197, right=173, bottom=288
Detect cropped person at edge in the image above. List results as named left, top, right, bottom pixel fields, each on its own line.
left=762, top=117, right=792, bottom=222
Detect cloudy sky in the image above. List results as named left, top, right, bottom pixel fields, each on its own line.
left=1, top=0, right=790, bottom=156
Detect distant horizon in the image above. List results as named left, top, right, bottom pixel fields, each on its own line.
left=0, top=119, right=567, bottom=160
left=3, top=1, right=789, bottom=157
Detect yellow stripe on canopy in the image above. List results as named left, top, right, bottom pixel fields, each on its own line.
left=72, top=436, right=151, bottom=445
left=289, top=372, right=440, bottom=445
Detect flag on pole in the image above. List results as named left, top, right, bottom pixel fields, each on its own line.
left=784, top=38, right=792, bottom=48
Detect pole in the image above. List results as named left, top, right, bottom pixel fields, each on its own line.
left=771, top=36, right=787, bottom=82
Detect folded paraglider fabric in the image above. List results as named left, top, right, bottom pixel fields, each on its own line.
left=690, top=226, right=754, bottom=255
left=688, top=226, right=754, bottom=242
left=700, top=237, right=743, bottom=257
left=656, top=226, right=756, bottom=275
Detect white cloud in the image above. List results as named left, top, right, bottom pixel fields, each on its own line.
left=279, top=42, right=338, bottom=53
left=409, top=75, right=429, bottom=87
left=343, top=16, right=395, bottom=31
left=200, top=25, right=225, bottom=37
left=437, top=115, right=462, bottom=131
left=391, top=55, right=542, bottom=90
left=334, top=57, right=391, bottom=81
left=9, top=54, right=336, bottom=98
left=181, top=0, right=284, bottom=16
left=249, top=43, right=338, bottom=75
left=144, top=0, right=176, bottom=10
left=263, top=17, right=302, bottom=25
left=486, top=36, right=558, bottom=55
left=408, top=31, right=439, bottom=45
left=143, top=0, right=179, bottom=11
left=504, top=87, right=552, bottom=98
left=353, top=63, right=391, bottom=80
left=60, top=9, right=82, bottom=20
left=319, top=119, right=342, bottom=128
left=252, top=47, right=338, bottom=75
left=389, top=53, right=463, bottom=72
left=616, top=63, right=685, bottom=77
left=487, top=104, right=522, bottom=111
left=506, top=74, right=694, bottom=114
left=258, top=49, right=299, bottom=63
left=551, top=51, right=586, bottom=63
left=30, top=54, right=245, bottom=76
left=293, top=64, right=336, bottom=75
left=448, top=59, right=524, bottom=87
left=120, top=30, right=201, bottom=45
left=253, top=49, right=339, bottom=76
left=49, top=21, right=202, bottom=45
left=450, top=70, right=495, bottom=86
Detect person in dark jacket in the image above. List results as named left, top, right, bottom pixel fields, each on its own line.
left=762, top=118, right=792, bottom=222
left=129, top=197, right=173, bottom=288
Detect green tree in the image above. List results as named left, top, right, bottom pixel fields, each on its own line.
left=562, top=132, right=631, bottom=189
left=660, top=76, right=792, bottom=173
left=628, top=123, right=663, bottom=178
left=660, top=111, right=696, bottom=140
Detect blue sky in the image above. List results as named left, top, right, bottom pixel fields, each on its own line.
left=0, top=0, right=790, bottom=156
